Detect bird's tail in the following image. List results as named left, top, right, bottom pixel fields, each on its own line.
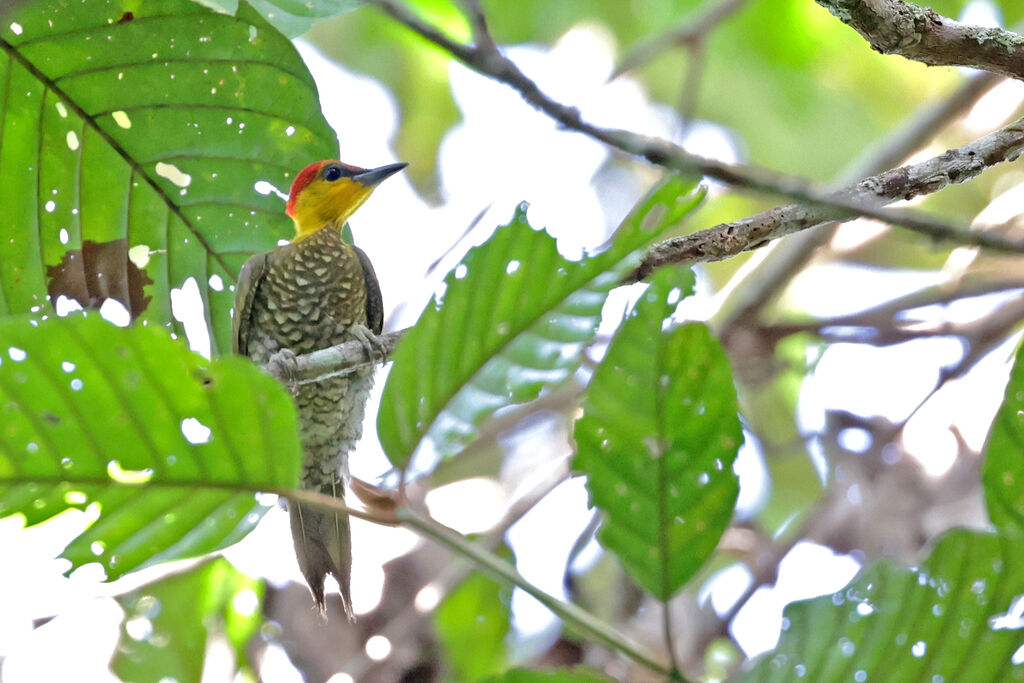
left=289, top=481, right=353, bottom=621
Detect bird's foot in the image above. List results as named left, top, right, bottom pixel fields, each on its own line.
left=349, top=324, right=387, bottom=364
left=267, top=348, right=299, bottom=385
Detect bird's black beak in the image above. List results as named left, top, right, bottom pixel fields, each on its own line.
left=353, top=162, right=409, bottom=187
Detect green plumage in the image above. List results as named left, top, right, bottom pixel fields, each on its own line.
left=233, top=224, right=382, bottom=618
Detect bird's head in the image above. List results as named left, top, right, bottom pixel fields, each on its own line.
left=286, top=160, right=408, bottom=241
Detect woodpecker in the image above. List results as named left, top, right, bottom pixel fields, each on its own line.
left=232, top=159, right=406, bottom=617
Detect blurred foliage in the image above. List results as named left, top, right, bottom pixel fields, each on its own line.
left=435, top=567, right=511, bottom=680
left=479, top=668, right=612, bottom=683
left=114, top=558, right=264, bottom=683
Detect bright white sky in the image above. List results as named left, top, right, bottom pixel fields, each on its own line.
left=3, top=2, right=1023, bottom=679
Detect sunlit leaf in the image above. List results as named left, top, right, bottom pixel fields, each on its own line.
left=574, top=266, right=741, bottom=600
left=982, top=338, right=1024, bottom=531
left=435, top=569, right=510, bottom=680
left=0, top=313, right=301, bottom=579
left=114, top=558, right=264, bottom=683
left=378, top=177, right=705, bottom=470
left=734, top=529, right=1024, bottom=682
left=0, top=0, right=336, bottom=354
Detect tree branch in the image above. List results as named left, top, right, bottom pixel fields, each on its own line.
left=267, top=330, right=405, bottom=385
left=818, top=0, right=1024, bottom=80
left=363, top=0, right=1024, bottom=261
left=629, top=114, right=1024, bottom=281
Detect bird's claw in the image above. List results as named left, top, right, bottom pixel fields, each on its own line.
left=267, top=348, right=299, bottom=385
left=350, top=324, right=386, bottom=363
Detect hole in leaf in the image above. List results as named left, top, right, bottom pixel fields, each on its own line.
left=47, top=239, right=153, bottom=320
left=107, top=460, right=154, bottom=484
left=180, top=417, right=212, bottom=444
left=64, top=491, right=87, bottom=505
left=170, top=278, right=211, bottom=358
left=154, top=162, right=191, bottom=188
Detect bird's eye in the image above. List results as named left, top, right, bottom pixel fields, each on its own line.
left=323, top=165, right=344, bottom=182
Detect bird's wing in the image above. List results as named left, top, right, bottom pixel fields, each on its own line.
left=354, top=245, right=384, bottom=335
left=232, top=252, right=269, bottom=356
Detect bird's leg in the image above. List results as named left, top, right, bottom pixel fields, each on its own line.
left=267, top=347, right=299, bottom=386
left=348, top=324, right=387, bottom=364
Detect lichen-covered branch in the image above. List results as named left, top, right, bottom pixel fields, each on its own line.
left=266, top=330, right=405, bottom=385
left=818, top=0, right=1024, bottom=80
left=629, top=114, right=1024, bottom=281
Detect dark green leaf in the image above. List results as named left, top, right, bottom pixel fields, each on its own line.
left=0, top=0, right=336, bottom=354
left=378, top=177, right=705, bottom=470
left=435, top=569, right=510, bottom=681
left=574, top=266, right=742, bottom=600
left=0, top=313, right=301, bottom=578
left=983, top=339, right=1024, bottom=531
left=114, top=558, right=264, bottom=683
left=733, top=529, right=1024, bottom=682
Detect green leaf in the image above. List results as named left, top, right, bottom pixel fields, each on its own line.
left=435, top=569, right=510, bottom=681
left=114, top=558, right=264, bottom=683
left=574, top=266, right=742, bottom=600
left=983, top=338, right=1024, bottom=531
left=378, top=177, right=705, bottom=470
left=0, top=0, right=337, bottom=355
left=0, top=313, right=301, bottom=578
left=733, top=529, right=1024, bottom=682
left=479, top=668, right=612, bottom=683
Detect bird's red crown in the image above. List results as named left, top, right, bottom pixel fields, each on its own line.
left=286, top=161, right=327, bottom=217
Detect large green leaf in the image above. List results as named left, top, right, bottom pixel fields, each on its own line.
left=0, top=0, right=336, bottom=354
left=734, top=529, right=1024, bottom=682
left=983, top=338, right=1024, bottom=531
left=0, top=313, right=301, bottom=578
left=378, top=177, right=705, bottom=470
left=114, top=558, right=264, bottom=683
left=435, top=568, right=511, bottom=681
left=573, top=266, right=742, bottom=600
